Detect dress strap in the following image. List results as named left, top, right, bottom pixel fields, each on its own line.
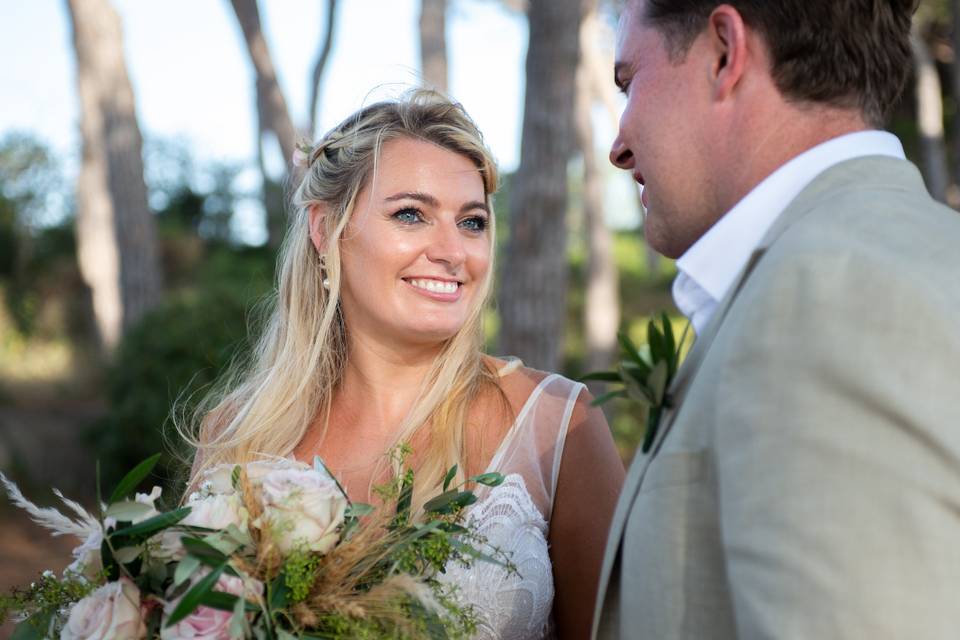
left=483, top=373, right=560, bottom=475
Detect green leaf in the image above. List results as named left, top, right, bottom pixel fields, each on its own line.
left=442, top=464, right=458, bottom=492
left=105, top=500, right=155, bottom=522
left=641, top=407, right=664, bottom=453
left=229, top=594, right=247, bottom=639
left=578, top=370, right=622, bottom=383
left=270, top=572, right=289, bottom=610
left=662, top=313, right=676, bottom=360
left=110, top=507, right=191, bottom=546
left=590, top=389, right=627, bottom=406
left=647, top=360, right=669, bottom=406
left=174, top=555, right=202, bottom=587
left=620, top=363, right=655, bottom=405
left=647, top=319, right=666, bottom=364
left=423, top=489, right=458, bottom=513
left=108, top=453, right=162, bottom=504
left=469, top=472, right=504, bottom=487
left=345, top=502, right=374, bottom=518
left=230, top=465, right=242, bottom=491
left=423, top=489, right=479, bottom=514
left=199, top=590, right=239, bottom=612
left=10, top=611, right=52, bottom=640
left=618, top=332, right=648, bottom=367
left=621, top=358, right=651, bottom=382
left=165, top=562, right=227, bottom=627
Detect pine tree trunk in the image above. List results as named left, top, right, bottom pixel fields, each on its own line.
left=950, top=0, right=960, bottom=194
left=66, top=0, right=161, bottom=354
left=229, top=0, right=298, bottom=247
left=307, top=0, right=339, bottom=138
left=911, top=24, right=950, bottom=203
left=419, top=0, right=448, bottom=92
left=577, top=6, right=619, bottom=380
left=497, top=0, right=585, bottom=371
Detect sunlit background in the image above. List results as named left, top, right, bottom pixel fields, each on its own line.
left=1, top=0, right=956, bottom=618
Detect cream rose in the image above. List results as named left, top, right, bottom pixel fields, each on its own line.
left=199, top=460, right=308, bottom=496
left=161, top=572, right=262, bottom=640
left=255, top=468, right=347, bottom=554
left=61, top=578, right=146, bottom=640
left=183, top=492, right=249, bottom=531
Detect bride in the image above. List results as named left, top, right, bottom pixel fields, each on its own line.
left=186, top=90, right=624, bottom=639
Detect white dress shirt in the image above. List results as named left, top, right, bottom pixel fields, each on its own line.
left=671, top=130, right=906, bottom=336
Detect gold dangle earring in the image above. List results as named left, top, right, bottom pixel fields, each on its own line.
left=319, top=254, right=330, bottom=290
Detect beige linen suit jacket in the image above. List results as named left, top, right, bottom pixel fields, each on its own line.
left=593, top=156, right=960, bottom=639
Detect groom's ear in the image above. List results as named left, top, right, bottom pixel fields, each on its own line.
left=706, top=5, right=749, bottom=102
left=308, top=204, right=329, bottom=254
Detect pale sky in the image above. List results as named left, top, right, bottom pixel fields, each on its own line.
left=0, top=0, right=638, bottom=242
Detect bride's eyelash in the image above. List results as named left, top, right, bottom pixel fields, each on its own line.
left=459, top=216, right=488, bottom=232
left=392, top=207, right=424, bottom=224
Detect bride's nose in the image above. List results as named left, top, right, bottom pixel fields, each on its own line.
left=425, top=221, right=467, bottom=269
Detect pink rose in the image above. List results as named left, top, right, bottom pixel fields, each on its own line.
left=161, top=572, right=261, bottom=640
left=62, top=578, right=146, bottom=640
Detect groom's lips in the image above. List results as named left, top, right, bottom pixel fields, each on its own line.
left=633, top=171, right=649, bottom=209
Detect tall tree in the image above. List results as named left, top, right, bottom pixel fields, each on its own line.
left=911, top=19, right=951, bottom=202
left=497, top=0, right=585, bottom=371
left=307, top=0, right=339, bottom=138
left=950, top=0, right=960, bottom=192
left=576, top=4, right=619, bottom=379
left=229, top=0, right=298, bottom=246
left=65, top=0, right=162, bottom=353
left=419, top=0, right=449, bottom=92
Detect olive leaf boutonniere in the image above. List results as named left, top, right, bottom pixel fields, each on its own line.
left=581, top=313, right=690, bottom=453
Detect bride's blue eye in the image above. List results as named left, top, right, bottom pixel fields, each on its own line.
left=392, top=207, right=423, bottom=224
left=459, top=216, right=488, bottom=232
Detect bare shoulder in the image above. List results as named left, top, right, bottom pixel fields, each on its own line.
left=485, top=356, right=577, bottom=411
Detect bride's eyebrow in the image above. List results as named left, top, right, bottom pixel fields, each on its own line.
left=384, top=191, right=438, bottom=207
left=385, top=191, right=489, bottom=215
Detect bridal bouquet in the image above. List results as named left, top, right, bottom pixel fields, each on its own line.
left=0, top=449, right=508, bottom=639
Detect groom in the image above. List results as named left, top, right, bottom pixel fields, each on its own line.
left=594, top=1, right=960, bottom=638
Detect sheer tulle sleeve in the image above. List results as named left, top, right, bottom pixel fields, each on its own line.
left=482, top=373, right=585, bottom=522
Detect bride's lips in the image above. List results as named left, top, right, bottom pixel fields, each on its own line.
left=402, top=276, right=464, bottom=302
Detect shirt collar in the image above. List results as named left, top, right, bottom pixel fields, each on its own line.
left=674, top=130, right=905, bottom=307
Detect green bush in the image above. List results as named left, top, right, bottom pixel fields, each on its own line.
left=86, top=245, right=274, bottom=498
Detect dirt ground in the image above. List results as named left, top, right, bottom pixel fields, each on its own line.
left=0, top=509, right=78, bottom=637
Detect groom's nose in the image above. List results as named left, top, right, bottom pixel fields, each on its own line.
left=609, top=135, right=634, bottom=170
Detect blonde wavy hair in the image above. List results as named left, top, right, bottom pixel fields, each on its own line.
left=182, top=89, right=502, bottom=511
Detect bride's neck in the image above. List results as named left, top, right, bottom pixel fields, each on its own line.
left=336, top=333, right=443, bottom=429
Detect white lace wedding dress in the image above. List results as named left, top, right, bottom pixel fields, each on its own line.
left=438, top=372, right=585, bottom=640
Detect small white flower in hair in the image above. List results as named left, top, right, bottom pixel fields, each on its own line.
left=292, top=142, right=312, bottom=168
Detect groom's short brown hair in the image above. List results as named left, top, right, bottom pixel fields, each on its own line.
left=642, top=0, right=917, bottom=127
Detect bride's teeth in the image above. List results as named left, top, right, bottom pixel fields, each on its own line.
left=410, top=279, right=458, bottom=294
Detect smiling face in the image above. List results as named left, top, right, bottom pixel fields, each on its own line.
left=334, top=137, right=492, bottom=350
left=610, top=0, right=721, bottom=259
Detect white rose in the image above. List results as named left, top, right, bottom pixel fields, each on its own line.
left=183, top=493, right=249, bottom=531
left=61, top=578, right=146, bottom=640
left=200, top=460, right=307, bottom=495
left=255, top=468, right=346, bottom=554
